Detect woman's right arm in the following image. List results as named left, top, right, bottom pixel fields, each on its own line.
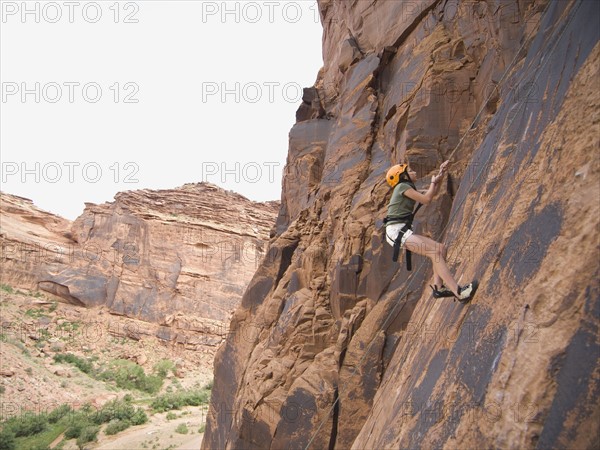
left=404, top=181, right=438, bottom=204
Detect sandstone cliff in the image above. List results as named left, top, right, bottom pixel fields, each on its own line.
left=1, top=183, right=278, bottom=348
left=204, top=1, right=599, bottom=449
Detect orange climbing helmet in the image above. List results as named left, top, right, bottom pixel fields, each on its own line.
left=386, top=164, right=408, bottom=187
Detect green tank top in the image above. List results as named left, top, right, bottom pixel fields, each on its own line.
left=387, top=182, right=416, bottom=220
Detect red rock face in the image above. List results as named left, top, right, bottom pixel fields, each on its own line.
left=0, top=183, right=278, bottom=346
left=204, top=1, right=599, bottom=449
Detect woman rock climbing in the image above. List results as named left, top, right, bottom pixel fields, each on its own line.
left=384, top=161, right=478, bottom=303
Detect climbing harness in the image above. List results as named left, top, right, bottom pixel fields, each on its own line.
left=383, top=198, right=423, bottom=270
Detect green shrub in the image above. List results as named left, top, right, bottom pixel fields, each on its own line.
left=88, top=399, right=147, bottom=428
left=104, top=419, right=131, bottom=436
left=130, top=409, right=148, bottom=426
left=166, top=412, right=177, bottom=420
left=0, top=393, right=147, bottom=447
left=143, top=375, right=163, bottom=394
left=47, top=404, right=72, bottom=424
left=0, top=428, right=16, bottom=450
left=52, top=353, right=93, bottom=374
left=6, top=412, right=47, bottom=437
left=175, top=423, right=188, bottom=434
left=79, top=403, right=95, bottom=416
left=25, top=309, right=48, bottom=319
left=0, top=284, right=14, bottom=294
left=153, top=360, right=175, bottom=378
left=98, top=360, right=163, bottom=394
left=150, top=389, right=211, bottom=412
left=64, top=415, right=92, bottom=440
left=91, top=399, right=136, bottom=425
left=76, top=425, right=99, bottom=449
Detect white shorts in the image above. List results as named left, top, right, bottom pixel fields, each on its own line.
left=385, top=223, right=413, bottom=247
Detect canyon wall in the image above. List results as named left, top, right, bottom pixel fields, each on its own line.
left=203, top=0, right=599, bottom=449
left=0, top=183, right=278, bottom=347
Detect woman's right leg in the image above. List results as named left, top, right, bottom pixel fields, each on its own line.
left=404, top=233, right=460, bottom=296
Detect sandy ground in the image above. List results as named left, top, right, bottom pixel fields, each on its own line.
left=88, top=406, right=207, bottom=450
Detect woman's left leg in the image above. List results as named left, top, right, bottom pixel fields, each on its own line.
left=404, top=233, right=460, bottom=296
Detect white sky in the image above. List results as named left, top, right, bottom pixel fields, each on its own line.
left=0, top=0, right=324, bottom=220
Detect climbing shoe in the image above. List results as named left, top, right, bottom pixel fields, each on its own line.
left=457, top=280, right=479, bottom=304
left=430, top=284, right=454, bottom=299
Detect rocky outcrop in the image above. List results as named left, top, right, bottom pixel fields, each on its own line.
left=204, top=1, right=599, bottom=449
left=1, top=183, right=278, bottom=346
left=1, top=194, right=76, bottom=297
